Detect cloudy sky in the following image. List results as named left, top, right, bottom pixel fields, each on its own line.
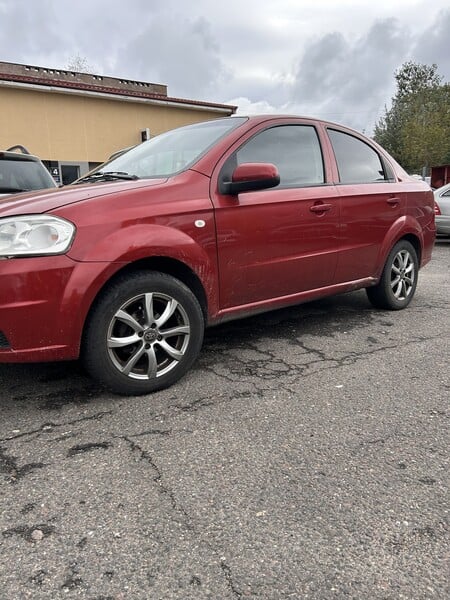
left=0, top=0, right=449, bottom=132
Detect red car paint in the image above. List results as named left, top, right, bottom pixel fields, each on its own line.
left=0, top=116, right=435, bottom=364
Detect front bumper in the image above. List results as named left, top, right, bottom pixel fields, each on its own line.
left=0, top=255, right=116, bottom=363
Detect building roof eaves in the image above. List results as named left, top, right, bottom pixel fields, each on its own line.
left=0, top=71, right=237, bottom=113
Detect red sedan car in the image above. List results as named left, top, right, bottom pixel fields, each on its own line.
left=0, top=116, right=435, bottom=394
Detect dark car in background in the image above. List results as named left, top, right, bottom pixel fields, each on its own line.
left=0, top=116, right=436, bottom=395
left=0, top=146, right=56, bottom=197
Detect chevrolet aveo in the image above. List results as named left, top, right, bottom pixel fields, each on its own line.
left=0, top=116, right=435, bottom=395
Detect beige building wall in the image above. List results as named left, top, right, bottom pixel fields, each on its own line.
left=0, top=86, right=230, bottom=163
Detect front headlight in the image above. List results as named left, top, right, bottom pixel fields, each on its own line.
left=0, top=215, right=75, bottom=257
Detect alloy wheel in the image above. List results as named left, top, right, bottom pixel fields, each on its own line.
left=390, top=249, right=415, bottom=301
left=106, top=292, right=191, bottom=380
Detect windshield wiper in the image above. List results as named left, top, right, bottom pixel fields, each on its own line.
left=75, top=171, right=139, bottom=184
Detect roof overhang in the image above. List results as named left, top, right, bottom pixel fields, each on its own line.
left=0, top=75, right=237, bottom=115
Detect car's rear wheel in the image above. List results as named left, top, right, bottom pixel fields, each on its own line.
left=366, top=240, right=418, bottom=310
left=82, top=272, right=204, bottom=395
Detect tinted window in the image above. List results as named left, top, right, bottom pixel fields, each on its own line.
left=328, top=129, right=387, bottom=184
left=234, top=125, right=324, bottom=186
left=0, top=158, right=55, bottom=192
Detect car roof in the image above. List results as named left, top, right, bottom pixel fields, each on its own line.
left=230, top=113, right=355, bottom=129
left=0, top=146, right=41, bottom=161
left=434, top=183, right=450, bottom=195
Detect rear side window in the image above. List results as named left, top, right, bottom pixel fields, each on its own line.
left=328, top=129, right=387, bottom=184
left=234, top=125, right=324, bottom=187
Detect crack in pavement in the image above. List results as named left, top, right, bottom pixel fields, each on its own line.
left=121, top=435, right=195, bottom=531
left=221, top=560, right=243, bottom=598
left=173, top=396, right=217, bottom=412
left=67, top=441, right=112, bottom=457
left=122, top=428, right=172, bottom=438
left=199, top=331, right=447, bottom=395
left=0, top=411, right=113, bottom=444
left=121, top=434, right=243, bottom=598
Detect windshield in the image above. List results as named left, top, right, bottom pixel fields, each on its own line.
left=91, top=117, right=247, bottom=180
left=0, top=158, right=55, bottom=192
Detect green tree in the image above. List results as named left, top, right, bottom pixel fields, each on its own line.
left=374, top=61, right=450, bottom=173
left=395, top=61, right=442, bottom=99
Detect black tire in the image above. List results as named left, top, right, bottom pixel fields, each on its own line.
left=82, top=272, right=204, bottom=395
left=366, top=240, right=418, bottom=310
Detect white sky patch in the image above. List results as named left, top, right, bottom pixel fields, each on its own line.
left=228, top=97, right=280, bottom=115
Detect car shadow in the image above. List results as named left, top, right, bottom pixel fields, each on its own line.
left=0, top=290, right=387, bottom=408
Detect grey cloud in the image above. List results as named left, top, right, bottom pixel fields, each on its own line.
left=291, top=32, right=348, bottom=104
left=413, top=9, right=450, bottom=80
left=289, top=19, right=410, bottom=131
left=0, top=0, right=64, bottom=64
left=0, top=0, right=165, bottom=73
left=115, top=14, right=229, bottom=99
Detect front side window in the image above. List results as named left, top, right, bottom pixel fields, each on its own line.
left=227, top=125, right=324, bottom=187
left=328, top=129, right=388, bottom=184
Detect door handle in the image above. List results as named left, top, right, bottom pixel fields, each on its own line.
left=387, top=197, right=400, bottom=206
left=310, top=203, right=332, bottom=213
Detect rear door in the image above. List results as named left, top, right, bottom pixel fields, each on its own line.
left=326, top=128, right=405, bottom=283
left=210, top=121, right=341, bottom=309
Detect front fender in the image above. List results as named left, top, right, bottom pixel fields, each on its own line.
left=66, top=222, right=219, bottom=325
left=70, top=223, right=214, bottom=266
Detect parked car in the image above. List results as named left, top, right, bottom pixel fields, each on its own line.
left=0, top=146, right=57, bottom=197
left=434, top=183, right=450, bottom=235
left=0, top=116, right=436, bottom=395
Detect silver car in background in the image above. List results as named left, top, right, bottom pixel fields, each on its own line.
left=434, top=183, right=450, bottom=236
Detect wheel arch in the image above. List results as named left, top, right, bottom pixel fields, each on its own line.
left=84, top=257, right=209, bottom=326
left=399, top=233, right=422, bottom=265
left=376, top=218, right=424, bottom=280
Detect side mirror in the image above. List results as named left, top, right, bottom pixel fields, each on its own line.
left=222, top=162, right=280, bottom=195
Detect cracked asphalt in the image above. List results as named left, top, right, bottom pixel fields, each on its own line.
left=1, top=240, right=449, bottom=600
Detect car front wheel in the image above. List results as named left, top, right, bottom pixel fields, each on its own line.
left=366, top=240, right=419, bottom=310
left=82, top=272, right=204, bottom=395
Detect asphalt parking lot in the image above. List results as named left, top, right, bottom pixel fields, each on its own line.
left=0, top=240, right=449, bottom=599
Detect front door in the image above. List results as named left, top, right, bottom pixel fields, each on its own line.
left=211, top=123, right=341, bottom=310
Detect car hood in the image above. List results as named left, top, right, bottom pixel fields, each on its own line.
left=0, top=178, right=167, bottom=217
